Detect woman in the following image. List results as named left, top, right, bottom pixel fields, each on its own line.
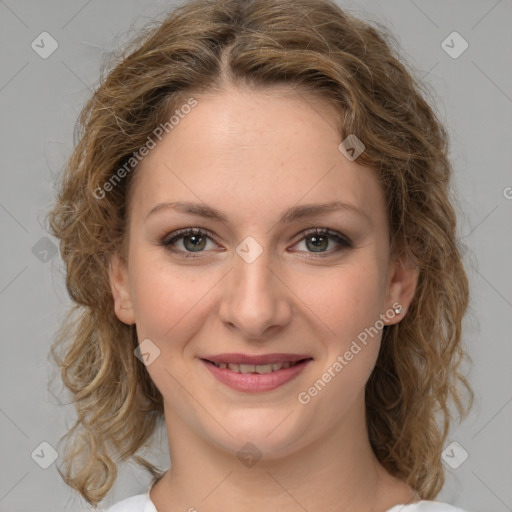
left=48, top=0, right=475, bottom=510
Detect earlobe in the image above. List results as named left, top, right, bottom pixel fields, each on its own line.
left=108, top=252, right=135, bottom=325
left=385, top=250, right=419, bottom=325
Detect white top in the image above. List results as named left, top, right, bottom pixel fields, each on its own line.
left=102, top=486, right=472, bottom=512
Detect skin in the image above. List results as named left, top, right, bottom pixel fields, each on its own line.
left=109, top=82, right=420, bottom=511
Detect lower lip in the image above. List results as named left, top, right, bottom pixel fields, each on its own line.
left=201, top=359, right=312, bottom=392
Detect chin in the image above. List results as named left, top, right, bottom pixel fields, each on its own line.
left=204, top=408, right=311, bottom=460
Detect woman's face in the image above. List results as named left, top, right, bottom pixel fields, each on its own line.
left=110, top=84, right=418, bottom=459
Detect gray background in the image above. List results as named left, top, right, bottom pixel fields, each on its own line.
left=0, top=0, right=511, bottom=511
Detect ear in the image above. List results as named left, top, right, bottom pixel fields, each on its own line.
left=384, top=248, right=419, bottom=325
left=108, top=252, right=135, bottom=325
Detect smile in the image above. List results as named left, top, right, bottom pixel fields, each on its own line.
left=208, top=360, right=302, bottom=373
left=201, top=357, right=313, bottom=392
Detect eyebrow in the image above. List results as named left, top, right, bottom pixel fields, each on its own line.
left=144, top=200, right=371, bottom=225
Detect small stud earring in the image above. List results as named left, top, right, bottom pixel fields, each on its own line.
left=393, top=304, right=403, bottom=315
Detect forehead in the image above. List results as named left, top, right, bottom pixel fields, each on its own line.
left=128, top=85, right=386, bottom=228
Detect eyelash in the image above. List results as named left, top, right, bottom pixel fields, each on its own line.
left=161, top=227, right=353, bottom=259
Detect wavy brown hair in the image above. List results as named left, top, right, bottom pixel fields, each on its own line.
left=47, top=0, right=474, bottom=506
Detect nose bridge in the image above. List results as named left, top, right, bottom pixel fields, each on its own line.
left=218, top=236, right=290, bottom=337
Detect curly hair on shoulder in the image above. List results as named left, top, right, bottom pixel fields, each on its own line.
left=47, top=0, right=474, bottom=506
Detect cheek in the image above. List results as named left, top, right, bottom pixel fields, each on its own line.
left=297, top=259, right=387, bottom=338
left=300, top=259, right=388, bottom=392
left=128, top=256, right=217, bottom=394
left=129, top=251, right=218, bottom=343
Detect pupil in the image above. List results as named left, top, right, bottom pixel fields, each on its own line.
left=185, top=235, right=206, bottom=251
left=306, top=235, right=327, bottom=252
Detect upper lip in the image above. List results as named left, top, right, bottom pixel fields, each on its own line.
left=201, top=353, right=313, bottom=365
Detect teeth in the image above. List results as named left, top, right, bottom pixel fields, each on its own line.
left=213, top=361, right=296, bottom=373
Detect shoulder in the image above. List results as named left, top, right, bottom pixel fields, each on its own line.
left=387, top=500, right=472, bottom=512
left=101, top=492, right=155, bottom=512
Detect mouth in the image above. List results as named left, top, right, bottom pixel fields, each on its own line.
left=203, top=359, right=310, bottom=373
left=200, top=354, right=313, bottom=393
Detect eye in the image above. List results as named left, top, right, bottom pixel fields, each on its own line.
left=292, top=228, right=353, bottom=258
left=161, top=227, right=353, bottom=259
left=161, top=228, right=218, bottom=258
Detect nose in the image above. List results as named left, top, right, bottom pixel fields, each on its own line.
left=217, top=241, right=292, bottom=340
